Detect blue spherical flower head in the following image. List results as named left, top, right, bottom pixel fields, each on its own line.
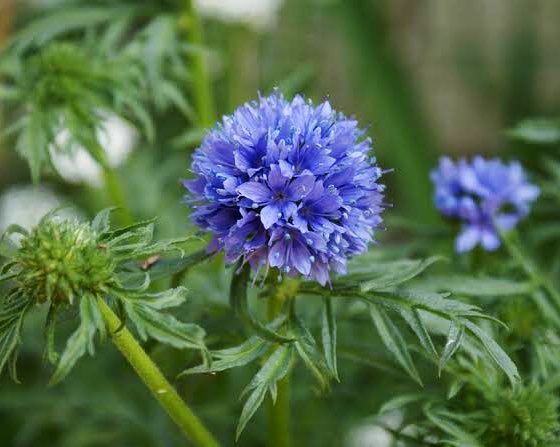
left=431, top=156, right=539, bottom=253
left=184, top=92, right=386, bottom=285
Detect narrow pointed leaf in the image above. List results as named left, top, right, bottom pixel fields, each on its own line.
left=359, top=256, right=443, bottom=292
left=124, top=301, right=206, bottom=352
left=181, top=336, right=272, bottom=375
left=369, top=304, right=422, bottom=385
left=321, top=297, right=339, bottom=381
left=0, top=294, right=32, bottom=381
left=439, top=320, right=464, bottom=374
left=463, top=320, right=520, bottom=384
left=292, top=315, right=331, bottom=391
left=398, top=308, right=438, bottom=361
left=50, top=295, right=100, bottom=385
left=230, top=263, right=293, bottom=343
left=236, top=344, right=293, bottom=440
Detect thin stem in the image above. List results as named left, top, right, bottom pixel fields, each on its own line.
left=101, top=165, right=134, bottom=226
left=97, top=298, right=221, bottom=447
left=267, top=296, right=291, bottom=447
left=502, top=231, right=560, bottom=307
left=183, top=0, right=216, bottom=129
left=94, top=144, right=134, bottom=226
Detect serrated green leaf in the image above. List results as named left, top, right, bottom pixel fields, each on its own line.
left=230, top=263, right=293, bottom=343
left=91, top=207, right=116, bottom=234
left=369, top=304, right=422, bottom=385
left=0, top=293, right=31, bottom=381
left=378, top=393, right=427, bottom=415
left=359, top=289, right=477, bottom=316
left=411, top=275, right=534, bottom=297
left=291, top=314, right=331, bottom=391
left=126, top=287, right=188, bottom=310
left=182, top=336, right=272, bottom=376
left=424, top=406, right=483, bottom=447
left=10, top=6, right=137, bottom=51
left=321, top=297, right=339, bottom=381
left=439, top=320, right=464, bottom=374
left=397, top=308, right=438, bottom=361
left=50, top=295, right=101, bottom=385
left=236, top=344, right=293, bottom=440
left=357, top=256, right=443, bottom=292
left=124, top=300, right=206, bottom=352
left=463, top=320, right=520, bottom=385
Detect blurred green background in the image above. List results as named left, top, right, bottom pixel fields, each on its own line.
left=0, top=0, right=559, bottom=446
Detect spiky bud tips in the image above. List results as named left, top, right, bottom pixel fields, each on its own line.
left=15, top=219, right=114, bottom=304
left=487, top=385, right=560, bottom=446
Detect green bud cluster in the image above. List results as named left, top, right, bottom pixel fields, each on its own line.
left=15, top=219, right=115, bottom=304
left=487, top=384, right=560, bottom=447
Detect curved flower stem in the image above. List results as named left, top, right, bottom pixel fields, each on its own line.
left=267, top=296, right=291, bottom=447
left=183, top=0, right=216, bottom=129
left=97, top=298, right=221, bottom=447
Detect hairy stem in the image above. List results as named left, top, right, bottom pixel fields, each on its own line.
left=184, top=0, right=216, bottom=128
left=267, top=296, right=291, bottom=447
left=97, top=298, right=220, bottom=447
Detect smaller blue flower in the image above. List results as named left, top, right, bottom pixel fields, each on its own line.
left=431, top=156, right=540, bottom=253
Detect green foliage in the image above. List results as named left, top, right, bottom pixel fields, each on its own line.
left=486, top=385, right=560, bottom=446
left=0, top=209, right=208, bottom=384
left=507, top=118, right=560, bottom=145
left=0, top=42, right=149, bottom=181
left=0, top=0, right=194, bottom=182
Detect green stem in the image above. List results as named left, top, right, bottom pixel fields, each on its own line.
left=502, top=231, right=560, bottom=307
left=101, top=165, right=134, bottom=226
left=97, top=298, right=220, bottom=447
left=267, top=296, right=291, bottom=447
left=184, top=0, right=216, bottom=128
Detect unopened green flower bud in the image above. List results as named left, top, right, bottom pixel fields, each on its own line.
left=15, top=219, right=114, bottom=304
left=487, top=384, right=559, bottom=446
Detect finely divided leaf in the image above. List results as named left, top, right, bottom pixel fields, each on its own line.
left=397, top=307, right=438, bottom=361
left=236, top=344, right=294, bottom=440
left=0, top=293, right=32, bottom=381
left=124, top=300, right=206, bottom=352
left=50, top=295, right=102, bottom=385
left=230, top=263, right=293, bottom=343
left=126, top=287, right=189, bottom=310
left=291, top=315, right=332, bottom=391
left=321, top=297, right=339, bottom=381
left=358, top=256, right=443, bottom=292
left=411, top=275, right=534, bottom=297
left=439, top=320, right=464, bottom=374
left=463, top=320, right=520, bottom=385
left=369, top=304, right=422, bottom=385
left=182, top=335, right=272, bottom=375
